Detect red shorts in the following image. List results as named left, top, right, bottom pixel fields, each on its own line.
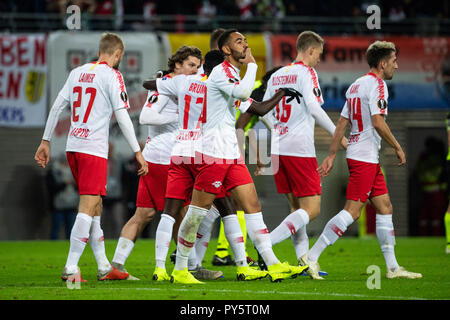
left=165, top=156, right=198, bottom=204
left=346, top=158, right=388, bottom=202
left=136, top=162, right=169, bottom=211
left=194, top=153, right=253, bottom=194
left=66, top=152, right=107, bottom=196
left=272, top=155, right=322, bottom=197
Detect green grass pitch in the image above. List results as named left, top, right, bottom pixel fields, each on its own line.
left=0, top=237, right=448, bottom=300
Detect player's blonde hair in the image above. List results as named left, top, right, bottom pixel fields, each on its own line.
left=366, top=41, right=397, bottom=68
left=296, top=31, right=324, bottom=52
left=98, top=32, right=124, bottom=55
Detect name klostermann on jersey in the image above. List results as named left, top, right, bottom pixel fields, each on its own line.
left=272, top=74, right=298, bottom=86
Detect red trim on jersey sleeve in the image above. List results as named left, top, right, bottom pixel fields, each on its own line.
left=367, top=72, right=385, bottom=100
left=221, top=60, right=235, bottom=79
left=293, top=61, right=322, bottom=103
left=110, top=68, right=129, bottom=109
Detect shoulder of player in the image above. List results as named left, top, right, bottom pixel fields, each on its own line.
left=216, top=60, right=239, bottom=80
left=146, top=90, right=172, bottom=106
left=364, top=73, right=388, bottom=95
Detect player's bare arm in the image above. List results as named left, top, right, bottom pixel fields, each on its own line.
left=318, top=116, right=349, bottom=177
left=142, top=79, right=157, bottom=91
left=246, top=88, right=301, bottom=117
left=372, top=114, right=406, bottom=166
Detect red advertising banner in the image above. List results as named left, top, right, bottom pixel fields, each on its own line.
left=270, top=35, right=450, bottom=109
left=0, top=34, right=48, bottom=127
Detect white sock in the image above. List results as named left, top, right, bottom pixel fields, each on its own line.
left=308, top=210, right=354, bottom=262
left=112, top=237, right=135, bottom=266
left=291, top=225, right=309, bottom=260
left=270, top=208, right=309, bottom=245
left=223, top=214, right=247, bottom=267
left=188, top=247, right=198, bottom=271
left=245, top=212, right=279, bottom=266
left=89, top=216, right=111, bottom=272
left=175, top=205, right=208, bottom=271
left=376, top=214, right=399, bottom=272
left=194, top=206, right=220, bottom=267
left=155, top=214, right=175, bottom=269
left=65, top=213, right=92, bottom=273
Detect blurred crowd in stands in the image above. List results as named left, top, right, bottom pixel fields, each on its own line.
left=2, top=0, right=448, bottom=20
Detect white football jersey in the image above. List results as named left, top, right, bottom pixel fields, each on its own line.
left=341, top=72, right=389, bottom=164
left=156, top=73, right=210, bottom=157
left=58, top=61, right=130, bottom=159
left=141, top=90, right=178, bottom=164
left=263, top=61, right=324, bottom=157
left=200, top=60, right=251, bottom=159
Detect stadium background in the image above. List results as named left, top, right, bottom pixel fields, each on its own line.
left=0, top=0, right=448, bottom=242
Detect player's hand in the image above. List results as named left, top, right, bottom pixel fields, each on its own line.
left=396, top=148, right=406, bottom=166
left=254, top=160, right=265, bottom=176
left=239, top=48, right=256, bottom=65
left=340, top=137, right=348, bottom=150
left=317, top=154, right=336, bottom=177
left=135, top=151, right=148, bottom=176
left=34, top=140, right=50, bottom=168
left=280, top=87, right=302, bottom=104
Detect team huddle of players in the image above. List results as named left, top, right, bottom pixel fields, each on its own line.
left=34, top=28, right=422, bottom=284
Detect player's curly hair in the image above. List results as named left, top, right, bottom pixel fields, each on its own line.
left=366, top=41, right=397, bottom=69
left=167, top=46, right=202, bottom=72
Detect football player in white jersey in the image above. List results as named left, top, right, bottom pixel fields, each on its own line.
left=110, top=46, right=202, bottom=279
left=173, top=29, right=308, bottom=283
left=34, top=33, right=148, bottom=282
left=145, top=50, right=284, bottom=283
left=302, top=41, right=422, bottom=280
left=262, top=31, right=346, bottom=275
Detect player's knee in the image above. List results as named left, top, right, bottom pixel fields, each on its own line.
left=242, top=198, right=262, bottom=213
left=307, top=208, right=320, bottom=220
left=136, top=207, right=155, bottom=224
left=378, top=202, right=393, bottom=215
left=346, top=208, right=361, bottom=220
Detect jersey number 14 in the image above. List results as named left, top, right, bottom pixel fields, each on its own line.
left=347, top=97, right=363, bottom=132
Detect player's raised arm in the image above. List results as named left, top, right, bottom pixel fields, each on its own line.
left=246, top=88, right=302, bottom=117
left=142, top=79, right=157, bottom=91
left=231, top=48, right=257, bottom=100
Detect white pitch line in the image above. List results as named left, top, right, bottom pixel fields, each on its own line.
left=25, top=286, right=429, bottom=300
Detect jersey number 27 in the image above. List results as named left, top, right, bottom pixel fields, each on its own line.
left=72, top=86, right=97, bottom=123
